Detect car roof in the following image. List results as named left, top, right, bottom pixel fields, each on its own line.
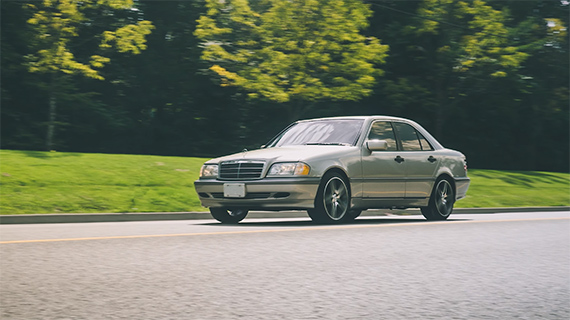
left=297, top=115, right=409, bottom=122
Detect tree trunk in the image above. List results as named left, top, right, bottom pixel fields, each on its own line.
left=434, top=78, right=445, bottom=140
left=46, top=76, right=57, bottom=151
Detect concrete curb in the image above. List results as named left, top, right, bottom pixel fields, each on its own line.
left=0, top=207, right=568, bottom=224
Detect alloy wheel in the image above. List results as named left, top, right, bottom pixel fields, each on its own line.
left=323, top=177, right=349, bottom=220
left=435, top=180, right=454, bottom=216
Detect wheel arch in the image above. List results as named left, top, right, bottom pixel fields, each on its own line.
left=321, top=167, right=352, bottom=193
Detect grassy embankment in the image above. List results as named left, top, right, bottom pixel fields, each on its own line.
left=0, top=149, right=568, bottom=215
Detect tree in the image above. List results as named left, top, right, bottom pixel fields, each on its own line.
left=24, top=0, right=154, bottom=150
left=368, top=0, right=567, bottom=171
left=502, top=0, right=569, bottom=171
left=3, top=0, right=566, bottom=171
left=86, top=0, right=248, bottom=157
left=377, top=0, right=528, bottom=138
left=195, top=0, right=388, bottom=121
left=1, top=1, right=45, bottom=150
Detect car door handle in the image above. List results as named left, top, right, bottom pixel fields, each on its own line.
left=428, top=156, right=437, bottom=163
left=394, top=156, right=405, bottom=163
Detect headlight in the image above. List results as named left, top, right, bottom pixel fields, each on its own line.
left=267, top=162, right=310, bottom=176
left=199, top=164, right=218, bottom=178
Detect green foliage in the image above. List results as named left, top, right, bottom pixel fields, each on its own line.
left=412, top=0, right=528, bottom=77
left=195, top=0, right=388, bottom=118
left=374, top=0, right=567, bottom=167
left=0, top=150, right=568, bottom=214
left=101, top=20, right=155, bottom=54
left=25, top=0, right=154, bottom=80
left=21, top=0, right=155, bottom=151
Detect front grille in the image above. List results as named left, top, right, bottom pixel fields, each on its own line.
left=219, top=161, right=265, bottom=180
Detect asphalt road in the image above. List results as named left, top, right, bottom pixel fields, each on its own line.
left=1, top=211, right=569, bottom=319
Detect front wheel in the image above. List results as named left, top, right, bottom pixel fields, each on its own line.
left=210, top=208, right=248, bottom=224
left=308, top=172, right=352, bottom=224
left=343, top=209, right=363, bottom=222
left=421, top=178, right=455, bottom=221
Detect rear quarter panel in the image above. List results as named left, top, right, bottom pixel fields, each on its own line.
left=435, top=149, right=470, bottom=199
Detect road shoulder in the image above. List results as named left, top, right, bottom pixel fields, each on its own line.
left=1, top=207, right=568, bottom=224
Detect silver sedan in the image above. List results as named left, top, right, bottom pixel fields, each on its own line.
left=194, top=116, right=470, bottom=223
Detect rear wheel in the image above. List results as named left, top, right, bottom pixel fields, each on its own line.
left=210, top=208, right=248, bottom=224
left=308, top=172, right=352, bottom=224
left=421, top=178, right=455, bottom=221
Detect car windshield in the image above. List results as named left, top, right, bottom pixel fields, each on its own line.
left=268, top=119, right=364, bottom=147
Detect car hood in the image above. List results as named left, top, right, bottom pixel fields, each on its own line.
left=208, top=146, right=357, bottom=164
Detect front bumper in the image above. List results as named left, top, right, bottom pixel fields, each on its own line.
left=194, top=177, right=321, bottom=210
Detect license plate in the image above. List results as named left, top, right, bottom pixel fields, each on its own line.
left=224, top=183, right=246, bottom=198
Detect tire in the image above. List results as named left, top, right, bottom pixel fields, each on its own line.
left=343, top=209, right=363, bottom=222
left=210, top=208, right=248, bottom=224
left=308, top=172, right=352, bottom=224
left=421, top=178, right=455, bottom=221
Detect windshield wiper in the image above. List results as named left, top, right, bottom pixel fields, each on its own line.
left=303, top=142, right=351, bottom=146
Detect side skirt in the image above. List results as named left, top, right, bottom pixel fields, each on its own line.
left=352, top=197, right=429, bottom=210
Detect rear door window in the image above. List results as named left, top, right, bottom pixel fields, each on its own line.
left=394, top=122, right=424, bottom=151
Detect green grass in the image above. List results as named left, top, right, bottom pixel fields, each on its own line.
left=0, top=150, right=209, bottom=214
left=0, top=150, right=568, bottom=214
left=456, top=169, right=570, bottom=208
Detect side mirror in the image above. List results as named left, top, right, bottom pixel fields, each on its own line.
left=366, top=139, right=388, bottom=152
